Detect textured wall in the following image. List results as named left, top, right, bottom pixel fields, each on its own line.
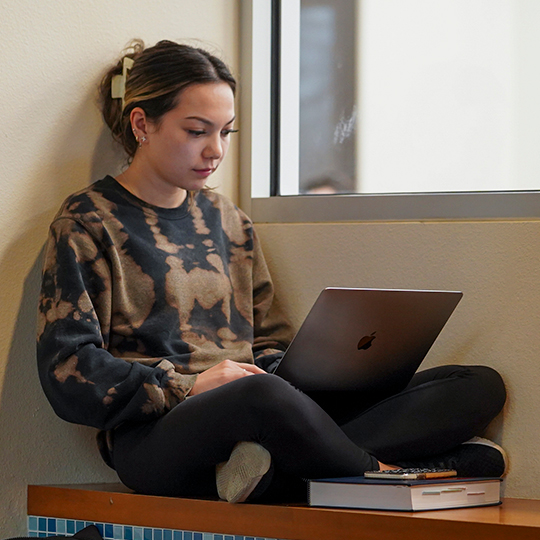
left=256, top=220, right=540, bottom=499
left=0, top=1, right=238, bottom=535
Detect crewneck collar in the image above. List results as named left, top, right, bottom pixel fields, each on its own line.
left=101, top=175, right=194, bottom=220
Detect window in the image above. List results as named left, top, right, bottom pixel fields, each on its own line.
left=240, top=0, right=540, bottom=222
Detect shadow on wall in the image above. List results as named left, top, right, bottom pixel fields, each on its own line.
left=0, top=238, right=118, bottom=535
left=0, top=89, right=124, bottom=535
left=92, top=124, right=127, bottom=182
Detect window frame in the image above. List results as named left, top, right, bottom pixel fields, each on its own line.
left=240, top=0, right=540, bottom=223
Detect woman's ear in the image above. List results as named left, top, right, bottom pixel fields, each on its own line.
left=130, top=107, right=149, bottom=138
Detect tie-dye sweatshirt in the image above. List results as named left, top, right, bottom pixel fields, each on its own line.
left=37, top=176, right=294, bottom=431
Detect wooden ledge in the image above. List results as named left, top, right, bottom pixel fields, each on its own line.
left=28, top=483, right=540, bottom=540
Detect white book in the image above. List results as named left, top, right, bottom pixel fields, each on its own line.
left=308, top=476, right=502, bottom=512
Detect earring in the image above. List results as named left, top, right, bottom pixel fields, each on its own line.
left=133, top=130, right=147, bottom=148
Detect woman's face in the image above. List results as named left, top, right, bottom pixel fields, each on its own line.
left=141, top=82, right=236, bottom=195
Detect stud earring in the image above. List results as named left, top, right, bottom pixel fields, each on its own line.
left=139, top=136, right=147, bottom=148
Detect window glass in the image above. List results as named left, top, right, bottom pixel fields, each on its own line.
left=293, top=0, right=540, bottom=196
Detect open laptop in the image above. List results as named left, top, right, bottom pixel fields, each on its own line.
left=272, top=287, right=462, bottom=394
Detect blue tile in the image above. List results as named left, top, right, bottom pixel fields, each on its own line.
left=38, top=534, right=46, bottom=538
left=173, top=531, right=183, bottom=540
left=67, top=520, right=76, bottom=534
left=234, top=537, right=243, bottom=540
left=224, top=536, right=233, bottom=540
left=144, top=528, right=153, bottom=540
left=29, top=533, right=38, bottom=538
left=193, top=534, right=202, bottom=540
left=105, top=524, right=114, bottom=538
left=28, top=516, right=38, bottom=531
left=134, top=527, right=143, bottom=540
left=38, top=518, right=47, bottom=532
left=56, top=520, right=66, bottom=534
left=213, top=536, right=223, bottom=540
left=184, top=533, right=192, bottom=540
left=155, top=530, right=163, bottom=540
left=94, top=524, right=104, bottom=536
left=163, top=530, right=172, bottom=540
left=113, top=525, right=123, bottom=539
left=76, top=521, right=85, bottom=532
left=124, top=526, right=133, bottom=540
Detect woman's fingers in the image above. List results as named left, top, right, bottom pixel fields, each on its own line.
left=188, top=360, right=267, bottom=395
left=240, top=363, right=267, bottom=375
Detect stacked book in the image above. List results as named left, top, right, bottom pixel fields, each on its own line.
left=308, top=476, right=502, bottom=512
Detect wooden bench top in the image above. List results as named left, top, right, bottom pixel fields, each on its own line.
left=28, top=483, right=540, bottom=540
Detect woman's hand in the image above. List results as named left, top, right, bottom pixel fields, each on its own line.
left=378, top=461, right=400, bottom=471
left=187, top=359, right=267, bottom=396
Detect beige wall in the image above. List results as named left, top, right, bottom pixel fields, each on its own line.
left=0, top=0, right=238, bottom=535
left=256, top=219, right=540, bottom=500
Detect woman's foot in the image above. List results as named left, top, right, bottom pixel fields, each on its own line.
left=395, top=437, right=508, bottom=478
left=216, top=441, right=272, bottom=503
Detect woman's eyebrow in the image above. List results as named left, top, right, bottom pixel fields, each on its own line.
left=185, top=115, right=236, bottom=126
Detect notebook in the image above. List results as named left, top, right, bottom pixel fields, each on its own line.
left=272, top=287, right=462, bottom=393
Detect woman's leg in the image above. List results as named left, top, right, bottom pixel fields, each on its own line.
left=334, top=365, right=506, bottom=464
left=112, top=374, right=379, bottom=497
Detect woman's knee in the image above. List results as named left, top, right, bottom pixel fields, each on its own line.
left=235, top=373, right=300, bottom=406
left=464, top=365, right=506, bottom=417
left=234, top=374, right=311, bottom=424
left=425, top=364, right=506, bottom=405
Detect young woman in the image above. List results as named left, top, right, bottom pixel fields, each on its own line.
left=37, top=40, right=507, bottom=504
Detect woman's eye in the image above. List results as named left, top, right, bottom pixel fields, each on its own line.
left=221, top=129, right=239, bottom=137
left=188, top=130, right=206, bottom=137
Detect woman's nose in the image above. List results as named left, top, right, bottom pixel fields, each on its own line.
left=203, top=136, right=223, bottom=160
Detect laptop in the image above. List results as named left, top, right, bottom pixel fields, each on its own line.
left=272, top=287, right=462, bottom=394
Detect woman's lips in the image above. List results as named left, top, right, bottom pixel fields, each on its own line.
left=193, top=168, right=214, bottom=177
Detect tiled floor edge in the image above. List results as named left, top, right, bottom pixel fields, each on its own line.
left=27, top=515, right=281, bottom=540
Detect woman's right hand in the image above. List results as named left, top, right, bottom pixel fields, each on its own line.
left=187, top=359, right=267, bottom=396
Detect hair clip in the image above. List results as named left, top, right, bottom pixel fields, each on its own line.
left=111, top=56, right=135, bottom=110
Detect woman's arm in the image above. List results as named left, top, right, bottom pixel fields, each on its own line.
left=37, top=218, right=197, bottom=431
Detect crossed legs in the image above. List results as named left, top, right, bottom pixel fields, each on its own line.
left=111, top=364, right=505, bottom=499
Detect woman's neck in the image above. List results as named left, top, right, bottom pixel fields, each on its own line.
left=116, top=159, right=187, bottom=209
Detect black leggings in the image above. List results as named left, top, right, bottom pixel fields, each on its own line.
left=112, top=365, right=506, bottom=499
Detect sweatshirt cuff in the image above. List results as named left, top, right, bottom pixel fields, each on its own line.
left=158, top=360, right=199, bottom=408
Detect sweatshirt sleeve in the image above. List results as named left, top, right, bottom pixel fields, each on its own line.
left=37, top=218, right=197, bottom=431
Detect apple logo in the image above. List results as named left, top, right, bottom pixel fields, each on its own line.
left=357, top=331, right=377, bottom=350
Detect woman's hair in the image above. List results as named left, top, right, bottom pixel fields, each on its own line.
left=99, top=39, right=236, bottom=158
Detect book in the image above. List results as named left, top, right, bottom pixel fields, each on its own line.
left=308, top=476, right=502, bottom=511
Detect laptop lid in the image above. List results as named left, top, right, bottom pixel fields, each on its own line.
left=273, top=287, right=462, bottom=393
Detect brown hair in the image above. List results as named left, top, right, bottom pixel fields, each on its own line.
left=99, top=39, right=236, bottom=159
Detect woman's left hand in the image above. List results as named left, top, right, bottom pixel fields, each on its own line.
left=187, top=359, right=266, bottom=396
